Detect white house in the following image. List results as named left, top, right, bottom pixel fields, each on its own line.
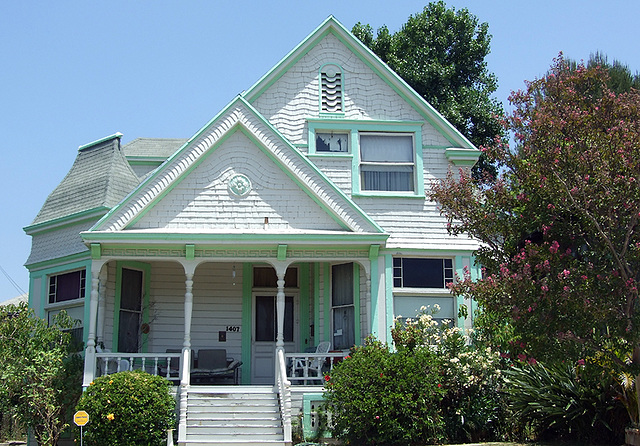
left=24, top=16, right=481, bottom=445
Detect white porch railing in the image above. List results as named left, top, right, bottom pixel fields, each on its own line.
left=285, top=352, right=347, bottom=385
left=95, top=352, right=182, bottom=380
left=275, top=348, right=292, bottom=443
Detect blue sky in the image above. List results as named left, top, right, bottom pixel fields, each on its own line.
left=1, top=1, right=639, bottom=302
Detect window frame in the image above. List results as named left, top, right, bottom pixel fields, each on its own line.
left=48, top=268, right=86, bottom=305
left=393, top=257, right=454, bottom=290
left=359, top=131, right=415, bottom=193
left=307, top=119, right=424, bottom=197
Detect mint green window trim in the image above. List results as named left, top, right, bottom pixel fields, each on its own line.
left=454, top=256, right=466, bottom=329
left=241, top=263, right=253, bottom=384
left=369, top=254, right=380, bottom=337
left=353, top=263, right=361, bottom=345
left=113, top=261, right=151, bottom=353
left=33, top=260, right=91, bottom=336
left=307, top=119, right=424, bottom=197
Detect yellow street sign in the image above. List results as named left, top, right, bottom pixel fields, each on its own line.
left=74, top=410, right=89, bottom=427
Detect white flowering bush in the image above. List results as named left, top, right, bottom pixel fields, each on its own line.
left=392, top=306, right=510, bottom=442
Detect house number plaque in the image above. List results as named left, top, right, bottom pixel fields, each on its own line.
left=226, top=326, right=241, bottom=332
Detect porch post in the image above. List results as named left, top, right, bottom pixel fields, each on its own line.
left=179, top=261, right=197, bottom=445
left=83, top=260, right=106, bottom=387
left=96, top=267, right=108, bottom=348
left=275, top=267, right=286, bottom=350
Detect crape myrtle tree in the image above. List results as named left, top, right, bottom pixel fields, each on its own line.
left=431, top=55, right=640, bottom=366
left=352, top=1, right=504, bottom=179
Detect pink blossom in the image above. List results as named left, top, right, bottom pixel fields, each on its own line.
left=549, top=241, right=560, bottom=254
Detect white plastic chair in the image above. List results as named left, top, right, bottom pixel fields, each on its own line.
left=295, top=341, right=331, bottom=382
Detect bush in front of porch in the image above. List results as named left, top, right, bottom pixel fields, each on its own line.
left=76, top=370, right=175, bottom=446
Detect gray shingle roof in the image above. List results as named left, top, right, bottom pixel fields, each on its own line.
left=122, top=138, right=187, bottom=159
left=31, top=135, right=142, bottom=226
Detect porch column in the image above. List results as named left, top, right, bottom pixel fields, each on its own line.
left=96, top=267, right=108, bottom=348
left=179, top=261, right=197, bottom=445
left=83, top=260, right=107, bottom=387
left=274, top=263, right=288, bottom=350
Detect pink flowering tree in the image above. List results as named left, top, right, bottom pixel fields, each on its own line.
left=432, top=55, right=640, bottom=366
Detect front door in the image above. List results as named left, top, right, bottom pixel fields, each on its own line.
left=118, top=267, right=144, bottom=353
left=251, top=294, right=299, bottom=384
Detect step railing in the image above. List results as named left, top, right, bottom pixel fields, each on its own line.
left=285, top=352, right=347, bottom=385
left=276, top=348, right=292, bottom=443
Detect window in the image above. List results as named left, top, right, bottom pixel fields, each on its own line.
left=332, top=263, right=355, bottom=350
left=316, top=132, right=349, bottom=153
left=253, top=266, right=298, bottom=288
left=320, top=64, right=342, bottom=113
left=255, top=295, right=294, bottom=342
left=393, top=258, right=453, bottom=288
left=48, top=269, right=86, bottom=304
left=360, top=133, right=414, bottom=192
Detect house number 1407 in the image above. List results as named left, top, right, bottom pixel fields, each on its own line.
left=226, top=326, right=240, bottom=332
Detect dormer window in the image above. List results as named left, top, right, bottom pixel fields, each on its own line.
left=320, top=64, right=343, bottom=113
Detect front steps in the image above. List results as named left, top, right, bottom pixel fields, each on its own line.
left=182, top=386, right=286, bottom=446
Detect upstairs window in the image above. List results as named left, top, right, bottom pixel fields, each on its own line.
left=360, top=133, right=414, bottom=192
left=320, top=64, right=343, bottom=113
left=393, top=258, right=453, bottom=289
left=316, top=132, right=349, bottom=153
left=48, top=269, right=86, bottom=304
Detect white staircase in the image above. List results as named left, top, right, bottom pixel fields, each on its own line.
left=182, top=386, right=286, bottom=446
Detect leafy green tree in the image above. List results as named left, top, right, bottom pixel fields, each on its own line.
left=431, top=55, right=640, bottom=366
left=353, top=1, right=504, bottom=179
left=0, top=303, right=83, bottom=446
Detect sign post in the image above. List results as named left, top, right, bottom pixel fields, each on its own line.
left=74, top=410, right=89, bottom=446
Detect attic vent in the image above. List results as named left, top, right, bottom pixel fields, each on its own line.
left=320, top=64, right=343, bottom=113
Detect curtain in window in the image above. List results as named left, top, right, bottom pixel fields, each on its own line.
left=360, top=134, right=414, bottom=191
left=332, top=263, right=355, bottom=350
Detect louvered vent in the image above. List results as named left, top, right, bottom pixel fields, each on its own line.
left=321, top=65, right=342, bottom=113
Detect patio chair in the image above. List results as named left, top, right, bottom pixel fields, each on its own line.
left=191, top=349, right=242, bottom=384
left=157, top=348, right=182, bottom=383
left=294, top=341, right=331, bottom=383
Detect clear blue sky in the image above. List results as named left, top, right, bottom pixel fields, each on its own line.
left=1, top=1, right=638, bottom=301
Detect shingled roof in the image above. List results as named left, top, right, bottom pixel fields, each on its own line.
left=122, top=138, right=187, bottom=159
left=30, top=134, right=141, bottom=226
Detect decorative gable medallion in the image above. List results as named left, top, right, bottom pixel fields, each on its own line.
left=228, top=173, right=252, bottom=197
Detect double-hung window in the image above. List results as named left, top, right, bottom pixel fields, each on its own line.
left=49, top=269, right=86, bottom=304
left=359, top=133, right=415, bottom=192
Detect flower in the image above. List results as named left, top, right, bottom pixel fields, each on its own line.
left=106, top=413, right=115, bottom=421
left=324, top=375, right=330, bottom=382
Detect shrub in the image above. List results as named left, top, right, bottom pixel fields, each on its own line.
left=324, top=336, right=446, bottom=445
left=77, top=370, right=175, bottom=446
left=504, top=361, right=626, bottom=443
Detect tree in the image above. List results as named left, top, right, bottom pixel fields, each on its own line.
left=431, top=55, right=640, bottom=365
left=353, top=1, right=504, bottom=179
left=0, top=303, right=83, bottom=446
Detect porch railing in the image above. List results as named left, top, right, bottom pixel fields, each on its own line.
left=95, top=352, right=182, bottom=380
left=275, top=348, right=292, bottom=443
left=285, top=352, right=348, bottom=385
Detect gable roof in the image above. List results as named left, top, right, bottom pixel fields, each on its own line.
left=84, top=96, right=386, bottom=244
left=28, top=133, right=141, bottom=228
left=243, top=16, right=477, bottom=150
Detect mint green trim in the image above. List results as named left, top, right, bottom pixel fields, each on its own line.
left=78, top=132, right=123, bottom=151
left=353, top=192, right=426, bottom=199
left=303, top=393, right=329, bottom=440
left=368, top=245, right=380, bottom=261
left=277, top=244, right=288, bottom=261
left=26, top=251, right=91, bottom=272
left=90, top=244, right=101, bottom=260
left=379, top=247, right=478, bottom=256
left=323, top=263, right=331, bottom=343
left=313, top=263, right=320, bottom=346
left=445, top=148, right=481, bottom=167
left=24, top=207, right=109, bottom=235
left=298, top=263, right=311, bottom=349
left=83, top=232, right=388, bottom=244
left=113, top=261, right=151, bottom=353
left=384, top=254, right=394, bottom=343
left=241, top=263, right=253, bottom=384
left=353, top=263, right=361, bottom=344
left=369, top=253, right=380, bottom=337
left=185, top=244, right=195, bottom=260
